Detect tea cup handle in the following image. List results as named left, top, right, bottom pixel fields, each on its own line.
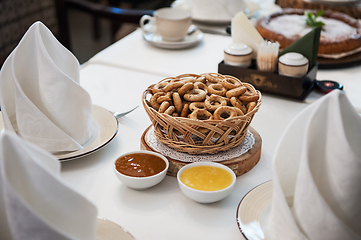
left=139, top=15, right=157, bottom=34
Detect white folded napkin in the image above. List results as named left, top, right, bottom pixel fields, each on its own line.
left=0, top=21, right=93, bottom=153
left=231, top=12, right=265, bottom=58
left=0, top=131, right=98, bottom=240
left=268, top=90, right=361, bottom=240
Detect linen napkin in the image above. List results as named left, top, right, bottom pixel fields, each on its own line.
left=231, top=12, right=265, bottom=58
left=268, top=90, right=361, bottom=240
left=0, top=131, right=98, bottom=240
left=0, top=21, right=93, bottom=153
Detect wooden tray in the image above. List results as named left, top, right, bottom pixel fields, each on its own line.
left=140, top=125, right=262, bottom=177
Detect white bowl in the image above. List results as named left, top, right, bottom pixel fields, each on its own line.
left=114, top=150, right=169, bottom=190
left=177, top=162, right=236, bottom=203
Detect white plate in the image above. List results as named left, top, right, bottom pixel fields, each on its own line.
left=97, top=218, right=135, bottom=240
left=236, top=180, right=273, bottom=240
left=186, top=1, right=260, bottom=25
left=55, top=105, right=118, bottom=161
left=0, top=105, right=118, bottom=161
left=143, top=27, right=204, bottom=50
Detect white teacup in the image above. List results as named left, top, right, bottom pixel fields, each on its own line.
left=140, top=7, right=192, bottom=42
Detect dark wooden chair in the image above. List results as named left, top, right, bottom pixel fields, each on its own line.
left=55, top=0, right=155, bottom=51
left=0, top=0, right=61, bottom=67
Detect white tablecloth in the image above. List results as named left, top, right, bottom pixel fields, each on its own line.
left=60, top=64, right=317, bottom=240
left=88, top=29, right=361, bottom=111
left=87, top=30, right=230, bottom=77
left=60, top=29, right=361, bottom=240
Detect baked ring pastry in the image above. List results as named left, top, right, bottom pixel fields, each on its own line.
left=189, top=102, right=207, bottom=111
left=180, top=103, right=189, bottom=118
left=158, top=101, right=170, bottom=113
left=256, top=8, right=361, bottom=55
left=183, top=89, right=207, bottom=102
left=205, top=95, right=227, bottom=112
left=226, top=86, right=247, bottom=98
left=172, top=92, right=183, bottom=114
left=189, top=109, right=213, bottom=120
left=207, top=84, right=227, bottom=96
left=222, top=76, right=242, bottom=90
left=178, top=82, right=194, bottom=96
left=213, top=106, right=237, bottom=120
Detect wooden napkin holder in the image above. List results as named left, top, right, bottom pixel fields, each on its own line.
left=218, top=60, right=317, bottom=100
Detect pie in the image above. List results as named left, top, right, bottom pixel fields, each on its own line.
left=256, top=8, right=361, bottom=55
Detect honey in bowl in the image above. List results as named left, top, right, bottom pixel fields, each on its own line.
left=115, top=153, right=166, bottom=177
left=180, top=165, right=233, bottom=191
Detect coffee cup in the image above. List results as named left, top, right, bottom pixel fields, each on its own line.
left=140, top=8, right=192, bottom=42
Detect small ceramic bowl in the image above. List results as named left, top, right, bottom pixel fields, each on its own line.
left=224, top=43, right=253, bottom=68
left=177, top=162, right=236, bottom=203
left=278, top=52, right=309, bottom=77
left=114, top=150, right=169, bottom=190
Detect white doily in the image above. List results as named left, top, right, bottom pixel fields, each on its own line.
left=145, top=126, right=255, bottom=162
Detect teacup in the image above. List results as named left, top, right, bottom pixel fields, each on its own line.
left=140, top=7, right=192, bottom=42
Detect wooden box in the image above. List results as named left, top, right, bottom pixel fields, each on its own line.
left=218, top=60, right=317, bottom=100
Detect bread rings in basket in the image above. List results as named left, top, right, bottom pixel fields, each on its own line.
left=142, top=73, right=261, bottom=154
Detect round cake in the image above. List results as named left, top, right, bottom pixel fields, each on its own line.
left=256, top=9, right=361, bottom=55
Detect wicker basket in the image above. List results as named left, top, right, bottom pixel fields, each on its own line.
left=142, top=73, right=262, bottom=154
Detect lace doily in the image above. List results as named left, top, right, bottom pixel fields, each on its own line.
left=145, top=126, right=255, bottom=162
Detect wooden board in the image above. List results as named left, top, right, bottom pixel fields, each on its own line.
left=140, top=125, right=262, bottom=177
left=318, top=51, right=361, bottom=69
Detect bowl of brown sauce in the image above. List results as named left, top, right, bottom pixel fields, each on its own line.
left=114, top=150, right=169, bottom=189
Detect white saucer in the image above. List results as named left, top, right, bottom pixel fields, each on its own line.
left=236, top=180, right=273, bottom=240
left=97, top=218, right=135, bottom=240
left=143, top=27, right=204, bottom=50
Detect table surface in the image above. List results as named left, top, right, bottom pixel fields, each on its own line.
left=61, top=29, right=361, bottom=240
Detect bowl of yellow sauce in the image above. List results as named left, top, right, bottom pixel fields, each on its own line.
left=177, top=162, right=236, bottom=203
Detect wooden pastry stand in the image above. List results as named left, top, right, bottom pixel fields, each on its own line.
left=140, top=125, right=262, bottom=177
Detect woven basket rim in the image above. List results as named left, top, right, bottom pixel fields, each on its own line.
left=142, top=74, right=262, bottom=154
left=142, top=83, right=262, bottom=123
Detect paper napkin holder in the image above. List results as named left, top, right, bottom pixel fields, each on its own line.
left=218, top=60, right=317, bottom=100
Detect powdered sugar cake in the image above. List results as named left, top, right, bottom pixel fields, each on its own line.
left=256, top=9, right=361, bottom=55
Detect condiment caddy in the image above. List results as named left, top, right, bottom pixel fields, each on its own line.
left=221, top=12, right=322, bottom=100
left=218, top=58, right=317, bottom=100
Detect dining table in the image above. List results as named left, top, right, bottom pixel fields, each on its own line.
left=60, top=27, right=361, bottom=240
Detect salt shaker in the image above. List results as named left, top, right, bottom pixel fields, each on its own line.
left=278, top=52, right=309, bottom=77
left=224, top=43, right=253, bottom=68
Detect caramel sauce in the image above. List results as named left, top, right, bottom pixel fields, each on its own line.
left=115, top=153, right=166, bottom=177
